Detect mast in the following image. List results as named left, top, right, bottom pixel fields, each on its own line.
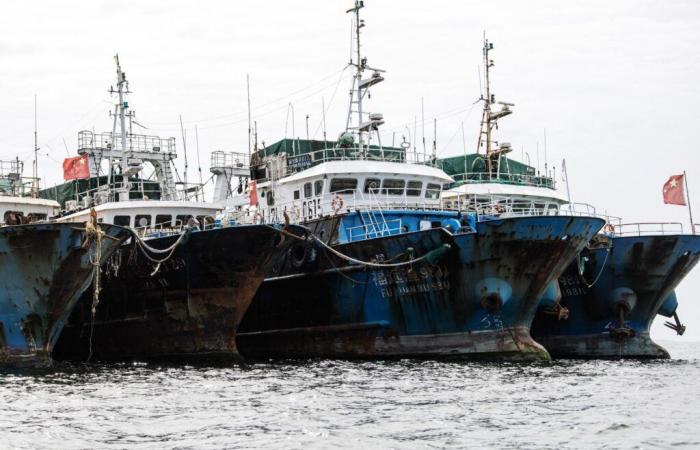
left=110, top=54, right=133, bottom=201
left=476, top=35, right=513, bottom=177
left=115, top=56, right=128, bottom=173
left=345, top=0, right=384, bottom=155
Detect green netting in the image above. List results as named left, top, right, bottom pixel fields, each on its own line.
left=39, top=176, right=162, bottom=208
left=256, top=138, right=405, bottom=160
left=437, top=154, right=535, bottom=176
left=437, top=153, right=554, bottom=188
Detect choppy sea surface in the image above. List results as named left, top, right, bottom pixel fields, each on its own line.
left=1, top=341, right=699, bottom=449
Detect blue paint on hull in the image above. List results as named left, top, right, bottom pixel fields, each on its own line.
left=532, top=234, right=700, bottom=358
left=0, top=223, right=129, bottom=367
left=238, top=213, right=604, bottom=361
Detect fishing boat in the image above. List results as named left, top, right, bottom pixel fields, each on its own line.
left=530, top=227, right=700, bottom=359
left=228, top=1, right=604, bottom=361
left=439, top=38, right=700, bottom=359
left=0, top=159, right=129, bottom=367
left=50, top=57, right=304, bottom=362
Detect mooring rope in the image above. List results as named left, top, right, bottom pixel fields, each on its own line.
left=577, top=247, right=610, bottom=288
left=310, top=234, right=450, bottom=269
left=82, top=216, right=104, bottom=362
left=128, top=228, right=191, bottom=275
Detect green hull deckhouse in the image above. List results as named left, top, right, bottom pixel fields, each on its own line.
left=438, top=37, right=570, bottom=216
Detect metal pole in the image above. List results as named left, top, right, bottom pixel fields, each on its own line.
left=179, top=115, right=188, bottom=196
left=195, top=125, right=203, bottom=200
left=563, top=158, right=572, bottom=212
left=247, top=74, right=252, bottom=159
left=684, top=170, right=694, bottom=234
left=421, top=97, right=426, bottom=154
left=33, top=94, right=38, bottom=198
left=322, top=96, right=327, bottom=142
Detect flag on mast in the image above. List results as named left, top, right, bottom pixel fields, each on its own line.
left=662, top=174, right=686, bottom=205
left=62, top=154, right=90, bottom=180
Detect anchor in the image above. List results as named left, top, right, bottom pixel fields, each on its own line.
left=609, top=305, right=635, bottom=340
left=664, top=312, right=686, bottom=336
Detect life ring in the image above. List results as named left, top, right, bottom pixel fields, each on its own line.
left=604, top=223, right=615, bottom=234
left=331, top=195, right=344, bottom=214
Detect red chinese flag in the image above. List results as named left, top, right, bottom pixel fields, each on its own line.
left=663, top=174, right=686, bottom=205
left=62, top=154, right=90, bottom=180
left=248, top=180, right=258, bottom=206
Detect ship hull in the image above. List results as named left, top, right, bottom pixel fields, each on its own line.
left=0, top=223, right=129, bottom=368
left=53, top=224, right=301, bottom=363
left=238, top=215, right=604, bottom=361
left=531, top=234, right=700, bottom=359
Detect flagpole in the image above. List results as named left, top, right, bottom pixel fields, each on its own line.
left=684, top=170, right=695, bottom=234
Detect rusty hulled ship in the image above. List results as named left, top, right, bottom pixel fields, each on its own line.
left=54, top=223, right=303, bottom=362
left=46, top=56, right=304, bottom=362
left=0, top=159, right=129, bottom=367
left=236, top=211, right=602, bottom=361
left=220, top=2, right=604, bottom=361
left=440, top=38, right=700, bottom=359
left=531, top=230, right=700, bottom=358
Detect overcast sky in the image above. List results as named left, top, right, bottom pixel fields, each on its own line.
left=2, top=0, right=699, bottom=342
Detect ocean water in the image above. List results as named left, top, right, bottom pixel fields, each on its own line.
left=1, top=341, right=699, bottom=449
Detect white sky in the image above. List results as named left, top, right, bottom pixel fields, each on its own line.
left=2, top=0, right=699, bottom=342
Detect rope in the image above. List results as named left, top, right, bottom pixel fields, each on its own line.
left=129, top=228, right=191, bottom=276
left=81, top=216, right=105, bottom=362
left=310, top=234, right=450, bottom=268
left=577, top=247, right=610, bottom=288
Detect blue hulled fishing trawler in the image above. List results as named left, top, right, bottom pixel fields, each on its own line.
left=226, top=2, right=604, bottom=361
left=439, top=38, right=700, bottom=359
left=0, top=159, right=129, bottom=367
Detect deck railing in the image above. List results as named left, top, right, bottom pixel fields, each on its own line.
left=450, top=171, right=556, bottom=189
left=613, top=222, right=684, bottom=237
left=78, top=130, right=177, bottom=155
left=253, top=145, right=437, bottom=181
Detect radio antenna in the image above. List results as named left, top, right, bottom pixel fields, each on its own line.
left=179, top=115, right=188, bottom=195
left=32, top=94, right=39, bottom=197
left=195, top=124, right=203, bottom=199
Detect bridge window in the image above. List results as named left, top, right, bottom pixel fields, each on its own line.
left=27, top=213, right=47, bottom=222
left=330, top=178, right=357, bottom=193
left=382, top=179, right=405, bottom=195
left=135, top=215, right=151, bottom=228
left=314, top=180, right=324, bottom=196
left=364, top=178, right=381, bottom=193
left=304, top=182, right=312, bottom=198
left=155, top=215, right=172, bottom=227
left=425, top=183, right=441, bottom=199
left=406, top=181, right=422, bottom=197
left=293, top=190, right=300, bottom=200
left=114, top=215, right=131, bottom=227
